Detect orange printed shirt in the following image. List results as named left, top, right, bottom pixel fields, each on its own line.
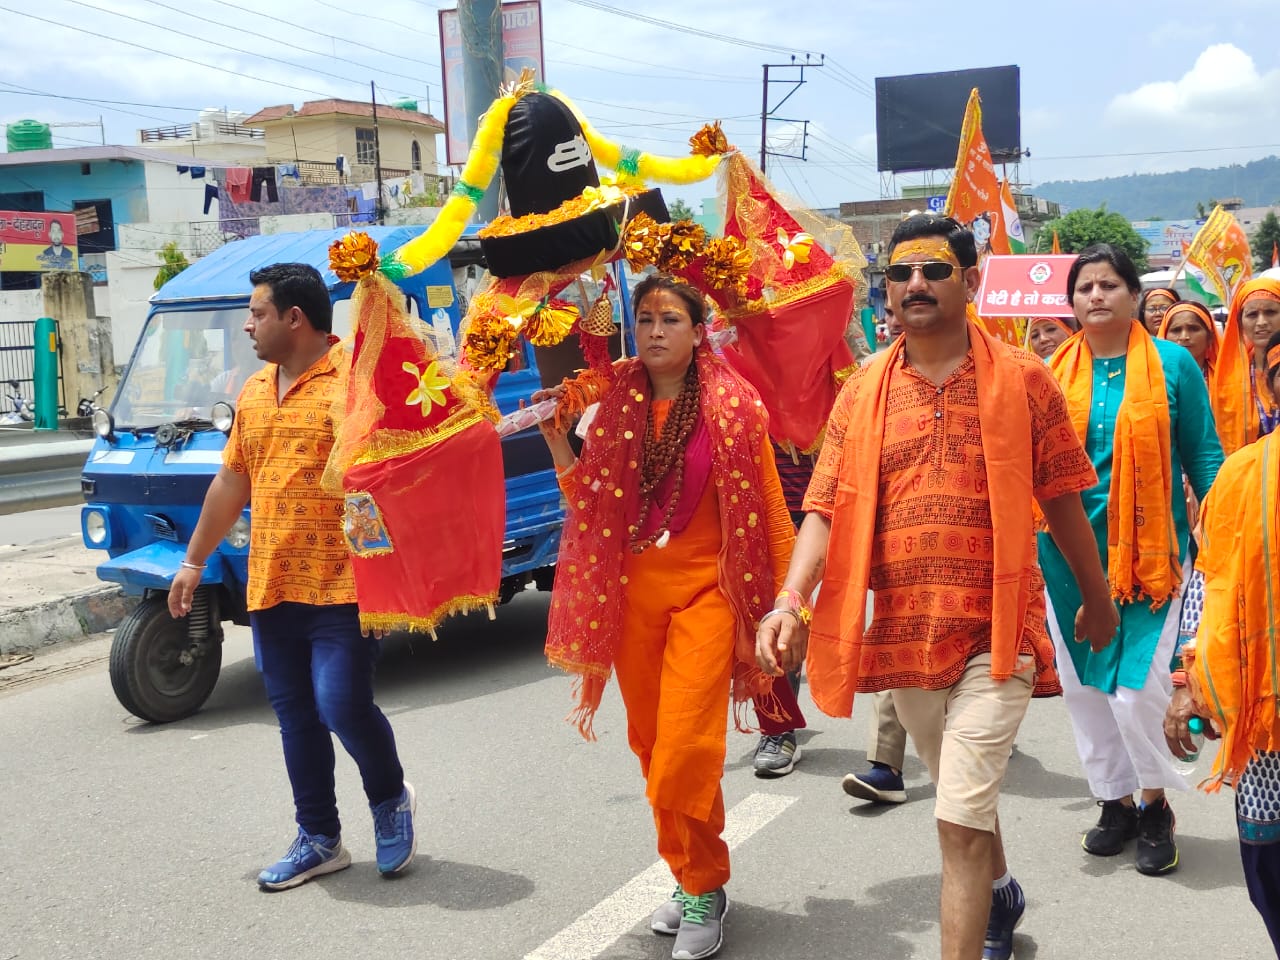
left=803, top=351, right=1095, bottom=691
left=223, top=339, right=356, bottom=611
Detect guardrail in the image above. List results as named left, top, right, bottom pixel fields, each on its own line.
left=0, top=433, right=92, bottom=516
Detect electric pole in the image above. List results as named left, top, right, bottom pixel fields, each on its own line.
left=759, top=54, right=823, bottom=174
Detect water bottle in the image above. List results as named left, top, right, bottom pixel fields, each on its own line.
left=1176, top=716, right=1206, bottom=772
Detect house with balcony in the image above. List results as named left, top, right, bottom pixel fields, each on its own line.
left=242, top=99, right=445, bottom=188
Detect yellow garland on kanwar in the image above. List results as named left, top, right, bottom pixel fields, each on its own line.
left=547, top=89, right=728, bottom=185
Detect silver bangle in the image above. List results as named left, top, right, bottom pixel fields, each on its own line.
left=180, top=560, right=206, bottom=571
left=758, top=608, right=800, bottom=626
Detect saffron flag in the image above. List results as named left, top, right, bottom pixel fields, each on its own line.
left=1273, top=241, right=1278, bottom=268
left=999, top=180, right=1026, bottom=254
left=1052, top=230, right=1061, bottom=255
left=944, top=87, right=1019, bottom=343
left=1185, top=205, right=1253, bottom=304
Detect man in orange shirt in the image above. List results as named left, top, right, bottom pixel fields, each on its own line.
left=758, top=215, right=1118, bottom=960
left=169, top=263, right=416, bottom=891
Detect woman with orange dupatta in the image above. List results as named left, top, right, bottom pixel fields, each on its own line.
left=1164, top=333, right=1280, bottom=954
left=1158, top=300, right=1221, bottom=381
left=1138, top=286, right=1180, bottom=336
left=535, top=274, right=795, bottom=960
left=1038, top=244, right=1224, bottom=877
left=1209, top=277, right=1280, bottom=455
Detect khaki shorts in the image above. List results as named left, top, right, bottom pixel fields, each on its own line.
left=890, top=653, right=1033, bottom=833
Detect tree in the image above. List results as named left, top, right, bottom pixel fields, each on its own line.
left=1252, top=211, right=1280, bottom=272
left=667, top=198, right=696, bottom=222
left=1030, top=206, right=1150, bottom=271
left=153, top=241, right=190, bottom=291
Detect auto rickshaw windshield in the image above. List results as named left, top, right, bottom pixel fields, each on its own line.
left=112, top=309, right=264, bottom=429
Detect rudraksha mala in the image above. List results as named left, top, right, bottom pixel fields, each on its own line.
left=630, top=359, right=701, bottom=553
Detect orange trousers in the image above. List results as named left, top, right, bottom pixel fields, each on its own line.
left=615, top=536, right=736, bottom=896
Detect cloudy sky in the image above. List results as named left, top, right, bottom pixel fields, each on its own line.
left=1, top=0, right=1277, bottom=211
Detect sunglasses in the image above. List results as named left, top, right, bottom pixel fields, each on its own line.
left=885, top=260, right=956, bottom=283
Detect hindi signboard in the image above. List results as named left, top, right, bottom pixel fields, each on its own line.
left=977, top=254, right=1077, bottom=318
left=438, top=1, right=545, bottom=167
left=0, top=211, right=78, bottom=272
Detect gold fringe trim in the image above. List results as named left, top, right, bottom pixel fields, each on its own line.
left=358, top=591, right=500, bottom=637
left=350, top=409, right=488, bottom=468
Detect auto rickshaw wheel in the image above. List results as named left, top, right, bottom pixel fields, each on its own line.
left=109, top=595, right=222, bottom=723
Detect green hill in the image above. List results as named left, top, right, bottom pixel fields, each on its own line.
left=1034, top=155, right=1280, bottom=220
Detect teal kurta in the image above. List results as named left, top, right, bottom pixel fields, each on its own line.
left=1037, top=337, right=1224, bottom=693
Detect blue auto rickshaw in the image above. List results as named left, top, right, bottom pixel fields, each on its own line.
left=81, top=226, right=564, bottom=722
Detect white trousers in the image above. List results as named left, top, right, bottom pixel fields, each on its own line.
left=1047, top=590, right=1189, bottom=799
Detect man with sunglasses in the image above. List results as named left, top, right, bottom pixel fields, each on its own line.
left=758, top=214, right=1116, bottom=960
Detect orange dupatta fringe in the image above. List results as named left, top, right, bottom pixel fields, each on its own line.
left=1192, top=431, right=1280, bottom=790
left=806, top=320, right=1036, bottom=719
left=1209, top=278, right=1280, bottom=455
left=544, top=347, right=779, bottom=739
left=1050, top=324, right=1180, bottom=607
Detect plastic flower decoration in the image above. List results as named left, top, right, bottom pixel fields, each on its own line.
left=403, top=360, right=451, bottom=416
left=328, top=232, right=380, bottom=282
left=777, top=227, right=814, bottom=270
left=493, top=294, right=539, bottom=333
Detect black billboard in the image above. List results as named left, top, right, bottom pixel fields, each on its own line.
left=875, top=66, right=1021, bottom=174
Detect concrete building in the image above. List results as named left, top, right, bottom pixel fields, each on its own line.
left=242, top=99, right=445, bottom=187
left=135, top=109, right=267, bottom=165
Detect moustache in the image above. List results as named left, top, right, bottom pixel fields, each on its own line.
left=902, top=295, right=938, bottom=307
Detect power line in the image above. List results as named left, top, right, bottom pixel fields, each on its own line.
left=549, top=54, right=755, bottom=85
left=125, top=0, right=439, bottom=88
left=55, top=0, right=427, bottom=101
left=310, top=0, right=440, bottom=39
left=200, top=0, right=441, bottom=73
left=545, top=38, right=757, bottom=83
left=0, top=81, right=191, bottom=124
left=0, top=4, right=346, bottom=102
left=560, top=0, right=815, bottom=56
left=1032, top=143, right=1280, bottom=162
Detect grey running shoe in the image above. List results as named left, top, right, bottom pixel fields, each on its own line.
left=671, top=887, right=728, bottom=960
left=753, top=731, right=800, bottom=778
left=651, top=886, right=685, bottom=935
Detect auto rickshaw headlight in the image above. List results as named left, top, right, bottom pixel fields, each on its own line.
left=84, top=508, right=109, bottom=546
left=92, top=408, right=115, bottom=440
left=211, top=401, right=235, bottom=435
left=224, top=516, right=250, bottom=550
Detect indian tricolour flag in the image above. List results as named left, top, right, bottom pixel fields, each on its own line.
left=999, top=179, right=1026, bottom=254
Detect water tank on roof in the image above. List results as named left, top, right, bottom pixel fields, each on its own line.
left=6, top=120, right=53, bottom=152
left=392, top=98, right=419, bottom=112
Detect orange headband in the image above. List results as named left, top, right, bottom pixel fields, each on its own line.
left=1162, top=302, right=1214, bottom=332
left=889, top=237, right=959, bottom=267
left=1247, top=290, right=1280, bottom=308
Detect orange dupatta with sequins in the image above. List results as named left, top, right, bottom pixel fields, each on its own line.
left=1191, top=430, right=1280, bottom=790
left=1210, top=277, right=1280, bottom=455
left=807, top=319, right=1037, bottom=718
left=545, top=346, right=782, bottom=738
left=1050, top=323, right=1180, bottom=606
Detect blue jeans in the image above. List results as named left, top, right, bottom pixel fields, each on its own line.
left=251, top=602, right=404, bottom=838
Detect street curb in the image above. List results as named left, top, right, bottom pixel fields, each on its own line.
left=0, top=585, right=138, bottom=655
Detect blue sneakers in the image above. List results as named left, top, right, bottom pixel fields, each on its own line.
left=258, top=829, right=352, bottom=891
left=983, top=876, right=1025, bottom=960
left=371, top=781, right=417, bottom=875
left=841, top=762, right=907, bottom=804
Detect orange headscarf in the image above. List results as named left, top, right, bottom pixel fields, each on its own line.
left=1157, top=301, right=1221, bottom=377
left=1208, top=277, right=1280, bottom=455
left=807, top=319, right=1037, bottom=717
left=1023, top=316, right=1074, bottom=350
left=1191, top=430, right=1280, bottom=790
left=1050, top=323, right=1181, bottom=607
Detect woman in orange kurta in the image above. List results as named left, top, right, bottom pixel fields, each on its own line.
left=536, top=274, right=794, bottom=960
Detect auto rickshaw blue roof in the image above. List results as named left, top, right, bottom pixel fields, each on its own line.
left=149, top=224, right=471, bottom=306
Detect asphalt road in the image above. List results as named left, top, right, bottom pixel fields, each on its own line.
left=0, top=504, right=82, bottom=547
left=0, top=592, right=1270, bottom=960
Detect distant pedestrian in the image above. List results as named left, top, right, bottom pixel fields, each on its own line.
left=168, top=262, right=416, bottom=891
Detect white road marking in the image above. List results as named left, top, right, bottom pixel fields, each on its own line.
left=524, top=791, right=797, bottom=960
